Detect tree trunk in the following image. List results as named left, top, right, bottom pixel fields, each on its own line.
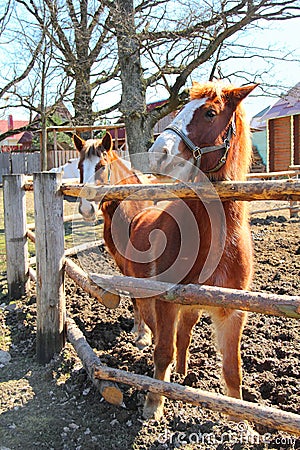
left=114, top=0, right=153, bottom=165
left=73, top=65, right=93, bottom=136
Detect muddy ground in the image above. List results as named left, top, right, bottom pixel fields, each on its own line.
left=0, top=202, right=299, bottom=449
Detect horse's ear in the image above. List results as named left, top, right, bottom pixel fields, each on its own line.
left=73, top=134, right=85, bottom=152
left=229, top=84, right=259, bottom=105
left=102, top=132, right=113, bottom=152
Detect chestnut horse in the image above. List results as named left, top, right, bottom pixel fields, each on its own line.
left=131, top=81, right=257, bottom=419
left=75, top=80, right=257, bottom=420
left=73, top=132, right=156, bottom=349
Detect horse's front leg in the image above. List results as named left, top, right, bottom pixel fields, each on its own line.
left=143, top=301, right=179, bottom=420
left=176, top=306, right=201, bottom=375
left=211, top=308, right=247, bottom=400
left=132, top=297, right=154, bottom=350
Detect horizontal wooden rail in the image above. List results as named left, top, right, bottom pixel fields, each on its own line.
left=94, top=365, right=300, bottom=435
left=28, top=239, right=104, bottom=266
left=65, top=258, right=120, bottom=310
left=26, top=228, right=119, bottom=309
left=247, top=170, right=298, bottom=179
left=67, top=317, right=123, bottom=405
left=65, top=239, right=104, bottom=257
left=90, top=274, right=300, bottom=319
left=251, top=205, right=299, bottom=215
left=26, top=229, right=36, bottom=243
left=61, top=180, right=300, bottom=202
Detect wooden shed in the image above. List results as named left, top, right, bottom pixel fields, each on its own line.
left=263, top=83, right=300, bottom=171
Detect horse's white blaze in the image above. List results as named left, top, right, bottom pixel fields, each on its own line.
left=172, top=98, right=207, bottom=131
left=82, top=155, right=100, bottom=183
left=148, top=98, right=207, bottom=176
left=149, top=98, right=207, bottom=156
left=80, top=155, right=100, bottom=218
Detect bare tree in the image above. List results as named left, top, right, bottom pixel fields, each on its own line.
left=14, top=0, right=119, bottom=126
left=0, top=0, right=12, bottom=36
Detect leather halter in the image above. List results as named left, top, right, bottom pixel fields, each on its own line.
left=165, top=114, right=236, bottom=174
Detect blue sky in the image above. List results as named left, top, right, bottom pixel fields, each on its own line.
left=241, top=17, right=300, bottom=118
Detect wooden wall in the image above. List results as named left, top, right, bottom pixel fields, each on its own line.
left=294, top=115, right=300, bottom=166
left=268, top=114, right=300, bottom=171
left=268, top=116, right=291, bottom=172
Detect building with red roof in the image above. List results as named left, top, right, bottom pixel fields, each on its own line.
left=0, top=115, right=32, bottom=152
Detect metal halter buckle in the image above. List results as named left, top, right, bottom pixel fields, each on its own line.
left=224, top=138, right=230, bottom=150
left=193, top=147, right=202, bottom=160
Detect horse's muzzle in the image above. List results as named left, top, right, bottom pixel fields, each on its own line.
left=79, top=201, right=97, bottom=223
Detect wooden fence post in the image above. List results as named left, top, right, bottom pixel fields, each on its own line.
left=3, top=174, right=29, bottom=299
left=34, top=172, right=66, bottom=364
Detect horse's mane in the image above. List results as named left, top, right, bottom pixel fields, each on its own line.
left=190, top=80, right=225, bottom=101
left=190, top=81, right=252, bottom=181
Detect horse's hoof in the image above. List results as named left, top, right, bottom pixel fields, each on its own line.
left=143, top=396, right=164, bottom=420
left=131, top=323, right=138, bottom=334
left=135, top=333, right=152, bottom=350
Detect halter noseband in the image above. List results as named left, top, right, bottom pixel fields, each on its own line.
left=165, top=115, right=235, bottom=174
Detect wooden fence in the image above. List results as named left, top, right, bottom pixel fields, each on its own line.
left=247, top=169, right=299, bottom=217
left=0, top=152, right=40, bottom=182
left=3, top=172, right=300, bottom=436
left=47, top=149, right=78, bottom=170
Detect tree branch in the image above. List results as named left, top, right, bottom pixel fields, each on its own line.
left=0, top=35, right=44, bottom=99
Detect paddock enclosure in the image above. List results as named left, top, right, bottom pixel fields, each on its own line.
left=2, top=172, right=300, bottom=442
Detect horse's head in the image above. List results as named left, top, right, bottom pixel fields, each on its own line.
left=149, top=81, right=258, bottom=181
left=73, top=131, right=114, bottom=221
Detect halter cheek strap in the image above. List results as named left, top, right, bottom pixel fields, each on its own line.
left=165, top=114, right=235, bottom=174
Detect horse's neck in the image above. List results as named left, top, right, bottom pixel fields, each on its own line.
left=109, top=155, right=139, bottom=185
left=103, top=155, right=151, bottom=222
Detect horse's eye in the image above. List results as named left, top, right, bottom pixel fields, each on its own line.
left=205, top=109, right=216, bottom=119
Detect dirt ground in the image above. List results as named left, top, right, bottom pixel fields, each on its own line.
left=0, top=201, right=299, bottom=449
